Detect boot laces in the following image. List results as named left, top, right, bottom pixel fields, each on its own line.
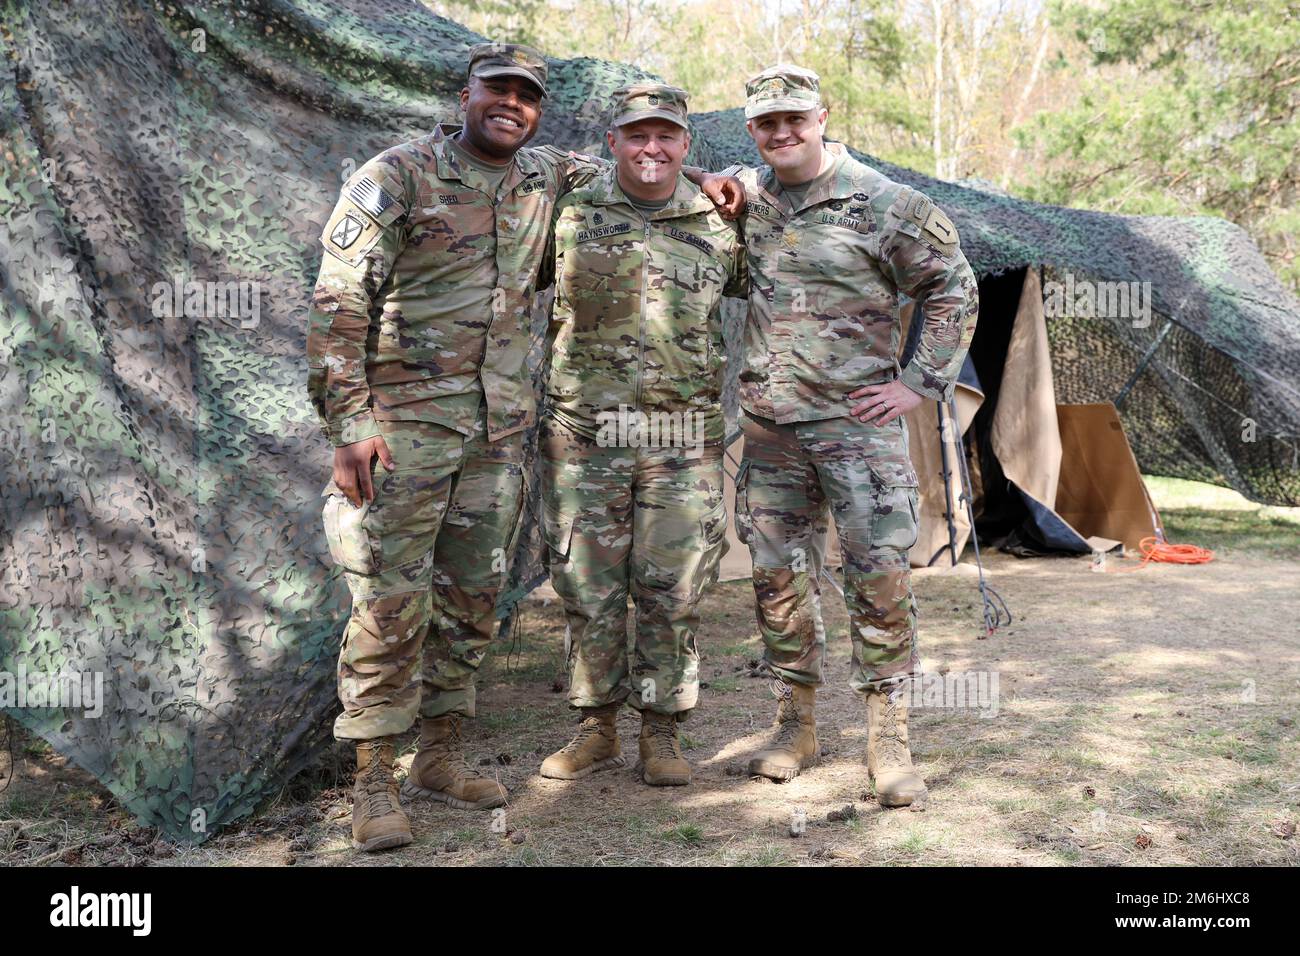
left=773, top=701, right=802, bottom=744
left=770, top=681, right=801, bottom=745
left=648, top=718, right=680, bottom=759
left=359, top=750, right=399, bottom=817
left=876, top=692, right=909, bottom=765
left=558, top=717, right=604, bottom=754
left=438, top=716, right=485, bottom=779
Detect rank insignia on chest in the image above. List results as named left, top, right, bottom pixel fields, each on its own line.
left=576, top=222, right=632, bottom=243
left=593, top=212, right=605, bottom=224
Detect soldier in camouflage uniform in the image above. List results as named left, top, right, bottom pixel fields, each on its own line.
left=308, top=44, right=742, bottom=850
left=723, top=65, right=979, bottom=806
left=308, top=43, right=598, bottom=851
left=538, top=84, right=747, bottom=787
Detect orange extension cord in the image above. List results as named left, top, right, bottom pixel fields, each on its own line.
left=1105, top=535, right=1215, bottom=571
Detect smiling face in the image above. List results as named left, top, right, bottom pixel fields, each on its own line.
left=457, top=75, right=543, bottom=162
left=606, top=118, right=690, bottom=201
left=746, top=107, right=829, bottom=184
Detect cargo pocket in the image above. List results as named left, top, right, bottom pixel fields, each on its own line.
left=541, top=500, right=577, bottom=564
left=732, top=459, right=754, bottom=544
left=697, top=499, right=730, bottom=597
left=866, top=458, right=920, bottom=553
left=498, top=471, right=531, bottom=586
left=322, top=486, right=381, bottom=575
left=700, top=499, right=729, bottom=547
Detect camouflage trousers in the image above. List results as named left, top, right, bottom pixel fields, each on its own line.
left=735, top=410, right=920, bottom=692
left=322, top=405, right=526, bottom=740
left=540, top=416, right=728, bottom=716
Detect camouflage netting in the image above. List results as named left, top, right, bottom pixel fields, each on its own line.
left=2, top=0, right=1296, bottom=842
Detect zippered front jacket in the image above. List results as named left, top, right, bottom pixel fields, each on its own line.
left=546, top=167, right=748, bottom=444
left=733, top=143, right=978, bottom=423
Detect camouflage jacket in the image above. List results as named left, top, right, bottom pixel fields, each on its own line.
left=307, top=124, right=601, bottom=446
left=546, top=168, right=747, bottom=444
left=734, top=143, right=978, bottom=423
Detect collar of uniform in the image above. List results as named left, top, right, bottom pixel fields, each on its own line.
left=588, top=165, right=714, bottom=219
left=431, top=123, right=536, bottom=196
left=432, top=124, right=465, bottom=181
left=760, top=142, right=863, bottom=212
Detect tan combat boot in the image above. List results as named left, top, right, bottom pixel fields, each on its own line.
left=748, top=680, right=818, bottom=781
left=351, top=736, right=413, bottom=852
left=866, top=684, right=927, bottom=807
left=636, top=710, right=691, bottom=786
left=540, top=702, right=625, bottom=779
left=401, top=714, right=508, bottom=810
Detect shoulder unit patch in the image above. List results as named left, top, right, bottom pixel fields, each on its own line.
left=891, top=186, right=958, bottom=255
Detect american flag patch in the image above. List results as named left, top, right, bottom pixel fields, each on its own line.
left=348, top=176, right=398, bottom=217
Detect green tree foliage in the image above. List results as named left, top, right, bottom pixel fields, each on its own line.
left=1016, top=0, right=1299, bottom=290
left=423, top=0, right=1297, bottom=291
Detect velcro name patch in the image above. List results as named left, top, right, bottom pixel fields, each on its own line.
left=576, top=223, right=632, bottom=242
left=665, top=227, right=713, bottom=255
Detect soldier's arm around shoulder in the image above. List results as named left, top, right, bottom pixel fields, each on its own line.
left=540, top=196, right=580, bottom=373
left=723, top=218, right=749, bottom=299
left=878, top=185, right=979, bottom=402
left=529, top=144, right=609, bottom=197
left=306, top=155, right=410, bottom=446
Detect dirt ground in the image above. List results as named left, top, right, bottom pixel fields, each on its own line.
left=3, top=478, right=1298, bottom=866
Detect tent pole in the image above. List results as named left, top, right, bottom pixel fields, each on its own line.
left=934, top=400, right=959, bottom=566
left=1114, top=319, right=1173, bottom=410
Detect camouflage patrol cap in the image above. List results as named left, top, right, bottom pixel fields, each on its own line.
left=467, top=42, right=549, bottom=98
left=609, top=83, right=690, bottom=130
left=744, top=64, right=821, bottom=119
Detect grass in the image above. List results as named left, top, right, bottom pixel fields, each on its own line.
left=715, top=641, right=759, bottom=657
left=896, top=824, right=936, bottom=855
left=662, top=822, right=705, bottom=846
left=732, top=845, right=792, bottom=866
left=22, top=737, right=52, bottom=758
left=0, top=791, right=57, bottom=819
left=1146, top=475, right=1300, bottom=558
